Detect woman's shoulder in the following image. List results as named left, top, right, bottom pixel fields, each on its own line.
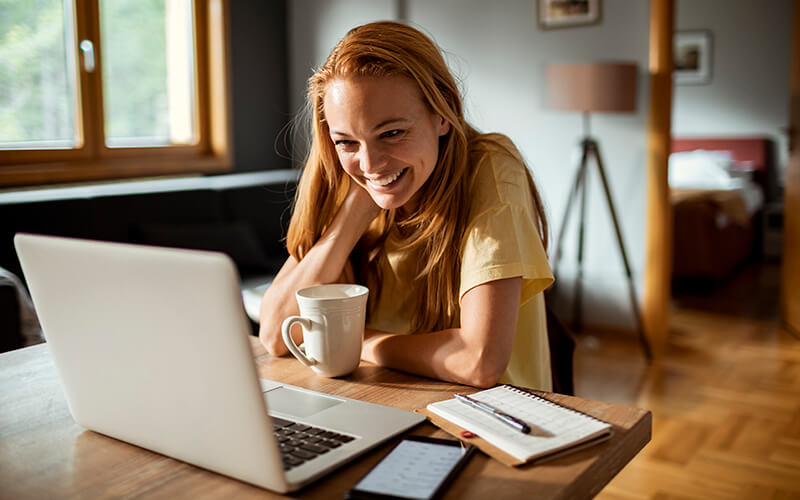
left=469, top=133, right=522, bottom=160
left=468, top=133, right=530, bottom=194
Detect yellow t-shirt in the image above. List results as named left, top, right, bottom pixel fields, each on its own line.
left=365, top=136, right=554, bottom=390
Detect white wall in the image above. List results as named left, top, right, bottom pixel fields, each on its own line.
left=286, top=0, right=794, bottom=331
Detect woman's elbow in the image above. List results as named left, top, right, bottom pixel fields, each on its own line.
left=259, top=320, right=289, bottom=357
left=467, top=352, right=509, bottom=389
left=470, top=369, right=503, bottom=389
left=258, top=290, right=292, bottom=356
left=470, top=375, right=499, bottom=389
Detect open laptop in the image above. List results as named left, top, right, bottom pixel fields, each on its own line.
left=14, top=233, right=424, bottom=493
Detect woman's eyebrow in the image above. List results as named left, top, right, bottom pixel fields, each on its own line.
left=329, top=118, right=411, bottom=137
left=372, top=118, right=410, bottom=131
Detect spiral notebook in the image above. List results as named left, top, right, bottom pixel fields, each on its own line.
left=424, top=385, right=612, bottom=466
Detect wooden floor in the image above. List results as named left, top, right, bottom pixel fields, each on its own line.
left=573, top=262, right=800, bottom=499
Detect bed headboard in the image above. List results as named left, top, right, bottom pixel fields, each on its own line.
left=671, top=137, right=772, bottom=173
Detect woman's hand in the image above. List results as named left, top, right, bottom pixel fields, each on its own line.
left=342, top=177, right=381, bottom=231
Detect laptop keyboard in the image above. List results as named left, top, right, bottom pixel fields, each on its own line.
left=271, top=416, right=356, bottom=470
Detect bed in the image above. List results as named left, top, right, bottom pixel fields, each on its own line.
left=669, top=137, right=772, bottom=283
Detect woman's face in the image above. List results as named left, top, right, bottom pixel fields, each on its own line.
left=323, top=75, right=450, bottom=210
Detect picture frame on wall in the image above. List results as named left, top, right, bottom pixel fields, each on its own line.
left=537, top=0, right=602, bottom=29
left=674, top=31, right=713, bottom=85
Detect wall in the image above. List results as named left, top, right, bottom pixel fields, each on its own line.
left=285, top=0, right=794, bottom=331
left=673, top=0, right=793, bottom=197
left=229, top=0, right=291, bottom=171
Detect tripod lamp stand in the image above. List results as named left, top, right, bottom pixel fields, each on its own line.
left=546, top=62, right=652, bottom=361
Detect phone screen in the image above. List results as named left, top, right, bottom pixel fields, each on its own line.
left=347, top=436, right=475, bottom=500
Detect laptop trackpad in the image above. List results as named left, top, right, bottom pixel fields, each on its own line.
left=265, top=386, right=343, bottom=418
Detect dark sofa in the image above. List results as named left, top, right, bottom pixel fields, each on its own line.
left=0, top=170, right=298, bottom=352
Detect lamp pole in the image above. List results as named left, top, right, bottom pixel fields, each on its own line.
left=552, top=117, right=653, bottom=361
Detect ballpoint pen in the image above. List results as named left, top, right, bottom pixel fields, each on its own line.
left=454, top=393, right=531, bottom=434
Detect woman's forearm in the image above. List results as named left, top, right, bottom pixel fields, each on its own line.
left=362, top=328, right=510, bottom=388
left=361, top=277, right=522, bottom=388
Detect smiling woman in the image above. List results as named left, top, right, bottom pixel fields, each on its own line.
left=259, top=21, right=553, bottom=390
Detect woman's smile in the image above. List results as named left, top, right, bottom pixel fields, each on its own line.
left=366, top=167, right=408, bottom=189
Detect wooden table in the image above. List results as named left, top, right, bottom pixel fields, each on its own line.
left=0, top=338, right=651, bottom=499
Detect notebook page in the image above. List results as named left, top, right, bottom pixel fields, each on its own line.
left=427, top=385, right=611, bottom=462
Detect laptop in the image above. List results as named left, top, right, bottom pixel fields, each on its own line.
left=14, top=233, right=424, bottom=493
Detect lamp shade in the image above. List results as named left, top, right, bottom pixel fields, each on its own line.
left=546, top=62, right=638, bottom=113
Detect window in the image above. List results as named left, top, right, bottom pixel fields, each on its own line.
left=0, top=0, right=231, bottom=187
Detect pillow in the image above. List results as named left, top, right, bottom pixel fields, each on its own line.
left=668, top=150, right=744, bottom=190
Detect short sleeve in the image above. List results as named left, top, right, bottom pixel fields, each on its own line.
left=459, top=144, right=553, bottom=305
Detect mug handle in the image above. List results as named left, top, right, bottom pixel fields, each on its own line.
left=281, top=316, right=317, bottom=367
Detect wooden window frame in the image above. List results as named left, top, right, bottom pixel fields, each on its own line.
left=0, top=0, right=232, bottom=188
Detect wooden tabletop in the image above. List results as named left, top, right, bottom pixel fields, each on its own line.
left=0, top=337, right=651, bottom=499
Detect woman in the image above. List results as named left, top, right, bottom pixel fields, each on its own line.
left=259, top=21, right=553, bottom=390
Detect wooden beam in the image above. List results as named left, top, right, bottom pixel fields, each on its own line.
left=644, top=0, right=674, bottom=355
left=782, top=0, right=800, bottom=334
left=207, top=0, right=234, bottom=166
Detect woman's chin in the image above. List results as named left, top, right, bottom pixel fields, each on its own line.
left=368, top=185, right=425, bottom=214
left=369, top=192, right=409, bottom=211
left=371, top=197, right=402, bottom=210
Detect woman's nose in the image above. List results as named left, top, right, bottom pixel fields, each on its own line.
left=359, top=145, right=385, bottom=174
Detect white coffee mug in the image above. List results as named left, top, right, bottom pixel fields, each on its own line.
left=281, top=284, right=369, bottom=377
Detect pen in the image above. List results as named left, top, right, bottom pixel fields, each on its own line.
left=454, top=393, right=531, bottom=434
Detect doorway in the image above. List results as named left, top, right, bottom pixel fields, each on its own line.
left=645, top=0, right=797, bottom=348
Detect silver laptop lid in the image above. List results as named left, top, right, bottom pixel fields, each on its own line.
left=14, top=233, right=289, bottom=492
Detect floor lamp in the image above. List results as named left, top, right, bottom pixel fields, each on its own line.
left=546, top=62, right=652, bottom=361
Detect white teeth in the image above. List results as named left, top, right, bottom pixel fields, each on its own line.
left=368, top=169, right=404, bottom=187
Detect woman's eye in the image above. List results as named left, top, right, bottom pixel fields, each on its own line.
left=381, top=129, right=403, bottom=139
left=334, top=140, right=356, bottom=148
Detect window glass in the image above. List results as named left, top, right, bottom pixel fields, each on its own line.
left=0, top=0, right=78, bottom=149
left=99, top=0, right=196, bottom=148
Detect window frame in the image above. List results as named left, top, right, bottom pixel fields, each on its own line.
left=0, top=0, right=232, bottom=187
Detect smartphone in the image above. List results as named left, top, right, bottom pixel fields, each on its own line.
left=346, top=435, right=475, bottom=500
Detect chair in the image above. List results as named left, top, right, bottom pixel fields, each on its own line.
left=546, top=300, right=576, bottom=395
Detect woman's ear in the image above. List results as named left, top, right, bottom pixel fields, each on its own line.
left=437, top=115, right=451, bottom=137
